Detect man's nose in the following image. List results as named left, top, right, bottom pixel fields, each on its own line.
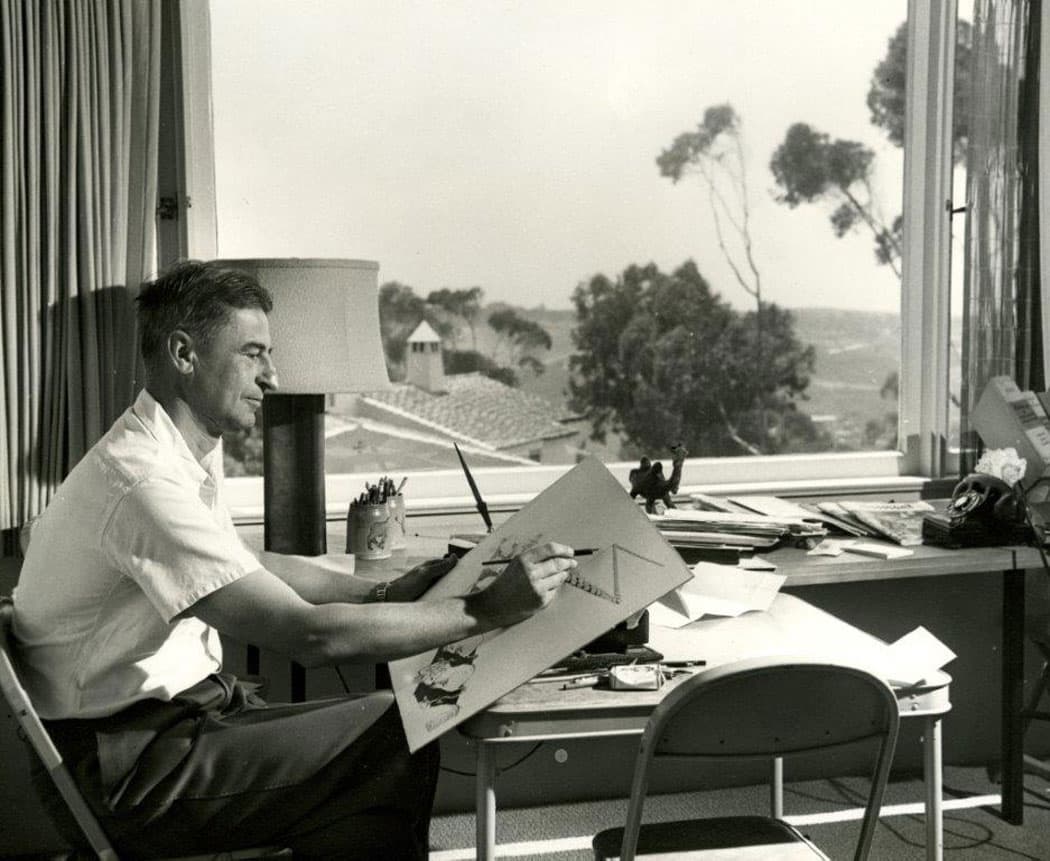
left=259, top=355, right=279, bottom=391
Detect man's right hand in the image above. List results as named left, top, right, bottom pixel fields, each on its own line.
left=472, top=541, right=578, bottom=628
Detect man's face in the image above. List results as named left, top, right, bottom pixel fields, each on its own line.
left=189, top=307, right=277, bottom=436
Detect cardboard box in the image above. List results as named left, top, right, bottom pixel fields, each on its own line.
left=971, top=376, right=1050, bottom=484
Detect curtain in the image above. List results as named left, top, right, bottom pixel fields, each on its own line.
left=0, top=0, right=160, bottom=533
left=959, top=0, right=1035, bottom=475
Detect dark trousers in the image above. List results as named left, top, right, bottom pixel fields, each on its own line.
left=34, top=674, right=440, bottom=859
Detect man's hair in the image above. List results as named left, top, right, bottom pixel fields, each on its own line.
left=136, top=260, right=273, bottom=369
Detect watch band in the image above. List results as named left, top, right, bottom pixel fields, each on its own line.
left=374, top=580, right=389, bottom=603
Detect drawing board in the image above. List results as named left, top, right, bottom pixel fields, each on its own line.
left=390, top=456, right=693, bottom=751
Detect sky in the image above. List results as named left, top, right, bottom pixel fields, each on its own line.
left=209, top=0, right=913, bottom=313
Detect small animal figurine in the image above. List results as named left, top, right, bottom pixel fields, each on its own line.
left=628, top=444, right=689, bottom=513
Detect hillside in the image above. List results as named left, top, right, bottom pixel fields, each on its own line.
left=504, top=306, right=904, bottom=452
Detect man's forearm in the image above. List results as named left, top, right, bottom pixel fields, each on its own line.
left=299, top=591, right=504, bottom=665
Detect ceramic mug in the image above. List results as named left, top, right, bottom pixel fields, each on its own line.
left=346, top=503, right=392, bottom=560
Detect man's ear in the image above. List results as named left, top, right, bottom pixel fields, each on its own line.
left=167, top=329, right=197, bottom=376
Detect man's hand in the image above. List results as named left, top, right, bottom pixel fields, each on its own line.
left=384, top=554, right=459, bottom=602
left=471, top=542, right=578, bottom=628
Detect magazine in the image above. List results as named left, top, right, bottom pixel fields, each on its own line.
left=831, top=500, right=935, bottom=546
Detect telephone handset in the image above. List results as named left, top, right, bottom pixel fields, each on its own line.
left=947, top=473, right=1023, bottom=527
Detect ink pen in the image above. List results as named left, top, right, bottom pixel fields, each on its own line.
left=481, top=547, right=599, bottom=566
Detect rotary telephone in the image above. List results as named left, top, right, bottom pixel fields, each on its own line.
left=946, top=473, right=1024, bottom=528
left=925, top=472, right=1033, bottom=547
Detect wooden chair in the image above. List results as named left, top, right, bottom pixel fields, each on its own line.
left=592, top=655, right=900, bottom=861
left=0, top=598, right=289, bottom=860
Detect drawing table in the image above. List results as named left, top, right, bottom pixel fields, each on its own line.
left=461, top=592, right=952, bottom=861
left=764, top=541, right=1028, bottom=827
left=241, top=523, right=1035, bottom=835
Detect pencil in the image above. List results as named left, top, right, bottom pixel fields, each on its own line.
left=481, top=547, right=599, bottom=565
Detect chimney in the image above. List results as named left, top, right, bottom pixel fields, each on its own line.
left=405, top=320, right=446, bottom=393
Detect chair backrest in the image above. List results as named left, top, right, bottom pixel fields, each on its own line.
left=621, top=655, right=900, bottom=861
left=0, top=599, right=118, bottom=860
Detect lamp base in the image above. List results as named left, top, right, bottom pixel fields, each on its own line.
left=261, top=393, right=327, bottom=701
left=263, top=393, right=327, bottom=555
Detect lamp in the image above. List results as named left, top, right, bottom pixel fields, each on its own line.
left=216, top=258, right=391, bottom=698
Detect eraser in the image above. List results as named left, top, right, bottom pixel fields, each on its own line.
left=608, top=664, right=663, bottom=691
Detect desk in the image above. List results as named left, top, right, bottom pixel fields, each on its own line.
left=461, top=593, right=952, bottom=861
left=766, top=542, right=1025, bottom=825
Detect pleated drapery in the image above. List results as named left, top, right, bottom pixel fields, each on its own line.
left=958, top=0, right=1035, bottom=475
left=1, top=0, right=160, bottom=532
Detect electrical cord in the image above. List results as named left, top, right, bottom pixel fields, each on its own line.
left=1017, top=478, right=1050, bottom=574
left=440, top=742, right=545, bottom=777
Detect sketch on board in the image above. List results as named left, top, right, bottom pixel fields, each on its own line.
left=390, top=456, right=693, bottom=751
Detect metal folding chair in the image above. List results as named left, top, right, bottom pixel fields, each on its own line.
left=592, top=655, right=900, bottom=860
left=0, top=598, right=290, bottom=860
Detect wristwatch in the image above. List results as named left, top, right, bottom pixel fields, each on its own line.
left=374, top=580, right=389, bottom=603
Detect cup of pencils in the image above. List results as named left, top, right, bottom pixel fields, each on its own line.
left=346, top=481, right=392, bottom=560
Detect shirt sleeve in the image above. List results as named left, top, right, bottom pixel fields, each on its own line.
left=103, top=476, right=261, bottom=622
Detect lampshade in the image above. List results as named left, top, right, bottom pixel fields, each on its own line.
left=216, top=258, right=391, bottom=393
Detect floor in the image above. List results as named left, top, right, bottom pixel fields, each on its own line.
left=429, top=765, right=1050, bottom=860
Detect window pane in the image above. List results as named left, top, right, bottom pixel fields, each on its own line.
left=210, top=0, right=908, bottom=478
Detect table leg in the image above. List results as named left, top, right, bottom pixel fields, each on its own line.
left=770, top=756, right=784, bottom=818
left=476, top=741, right=497, bottom=861
left=923, top=715, right=943, bottom=861
left=1002, top=567, right=1025, bottom=824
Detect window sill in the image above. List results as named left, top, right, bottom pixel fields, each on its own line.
left=227, top=450, right=926, bottom=524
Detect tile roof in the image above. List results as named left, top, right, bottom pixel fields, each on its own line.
left=362, top=372, right=578, bottom=450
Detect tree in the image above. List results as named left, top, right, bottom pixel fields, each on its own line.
left=569, top=261, right=827, bottom=456
left=658, top=104, right=781, bottom=443
left=657, top=104, right=763, bottom=308
left=426, top=286, right=483, bottom=350
left=769, top=123, right=902, bottom=276
left=769, top=20, right=972, bottom=275
left=867, top=20, right=972, bottom=164
left=222, top=425, right=264, bottom=477
left=444, top=348, right=518, bottom=387
left=487, top=307, right=553, bottom=376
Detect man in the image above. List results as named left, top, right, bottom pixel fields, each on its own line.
left=12, top=260, right=578, bottom=858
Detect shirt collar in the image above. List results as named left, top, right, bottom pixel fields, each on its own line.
left=131, top=389, right=225, bottom=488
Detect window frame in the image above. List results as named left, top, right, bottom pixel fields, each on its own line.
left=181, top=0, right=958, bottom=522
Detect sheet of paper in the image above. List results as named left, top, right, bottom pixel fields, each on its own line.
left=883, top=626, right=957, bottom=685
left=648, top=561, right=786, bottom=628
left=389, top=457, right=693, bottom=751
left=807, top=540, right=845, bottom=556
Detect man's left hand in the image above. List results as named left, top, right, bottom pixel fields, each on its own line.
left=385, top=554, right=459, bottom=602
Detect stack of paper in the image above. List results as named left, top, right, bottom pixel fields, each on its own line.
left=650, top=506, right=824, bottom=550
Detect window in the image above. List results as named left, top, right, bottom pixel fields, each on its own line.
left=187, top=0, right=956, bottom=517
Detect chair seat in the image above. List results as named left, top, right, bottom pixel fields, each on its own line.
left=592, top=815, right=829, bottom=860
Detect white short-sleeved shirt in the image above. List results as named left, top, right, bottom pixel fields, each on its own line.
left=13, top=389, right=261, bottom=719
